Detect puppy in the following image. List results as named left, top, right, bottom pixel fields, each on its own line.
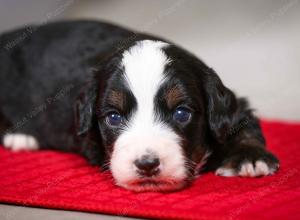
left=0, top=20, right=279, bottom=192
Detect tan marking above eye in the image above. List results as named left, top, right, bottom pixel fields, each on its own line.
left=165, top=85, right=185, bottom=109
left=107, top=90, right=126, bottom=110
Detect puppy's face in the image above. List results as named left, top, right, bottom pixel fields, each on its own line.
left=95, top=40, right=209, bottom=192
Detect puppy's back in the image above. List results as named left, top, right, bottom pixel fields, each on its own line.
left=0, top=20, right=133, bottom=149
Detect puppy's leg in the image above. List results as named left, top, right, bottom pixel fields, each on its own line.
left=3, top=133, right=39, bottom=151
left=215, top=148, right=279, bottom=177
left=203, top=67, right=279, bottom=177
left=215, top=117, right=279, bottom=177
left=0, top=111, right=39, bottom=151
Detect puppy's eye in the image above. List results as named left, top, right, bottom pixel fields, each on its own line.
left=173, top=107, right=191, bottom=124
left=106, top=112, right=123, bottom=127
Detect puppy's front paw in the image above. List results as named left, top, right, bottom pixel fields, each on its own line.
left=3, top=133, right=39, bottom=151
left=215, top=147, right=279, bottom=177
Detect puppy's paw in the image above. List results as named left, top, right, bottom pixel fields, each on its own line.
left=215, top=147, right=279, bottom=177
left=3, top=133, right=39, bottom=152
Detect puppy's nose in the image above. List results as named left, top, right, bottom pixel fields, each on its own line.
left=134, top=155, right=160, bottom=176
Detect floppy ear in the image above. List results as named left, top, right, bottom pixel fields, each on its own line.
left=75, top=82, right=98, bottom=136
left=203, top=68, right=240, bottom=144
left=74, top=81, right=108, bottom=167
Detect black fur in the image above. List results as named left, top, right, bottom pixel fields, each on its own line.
left=0, top=20, right=279, bottom=181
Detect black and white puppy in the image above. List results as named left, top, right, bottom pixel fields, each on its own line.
left=0, top=21, right=279, bottom=192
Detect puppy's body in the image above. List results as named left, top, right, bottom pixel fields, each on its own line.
left=0, top=21, right=133, bottom=150
left=0, top=21, right=279, bottom=191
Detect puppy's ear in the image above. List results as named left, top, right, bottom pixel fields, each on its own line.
left=75, top=82, right=98, bottom=136
left=203, top=69, right=240, bottom=144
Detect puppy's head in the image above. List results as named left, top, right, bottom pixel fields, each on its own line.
left=77, top=40, right=236, bottom=192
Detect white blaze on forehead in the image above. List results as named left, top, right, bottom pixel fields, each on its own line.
left=121, top=40, right=173, bottom=136
left=110, top=40, right=187, bottom=190
left=122, top=40, right=169, bottom=129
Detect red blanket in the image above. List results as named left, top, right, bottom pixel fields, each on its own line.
left=0, top=120, right=299, bottom=220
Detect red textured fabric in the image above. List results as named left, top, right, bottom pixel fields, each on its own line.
left=0, top=120, right=300, bottom=220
